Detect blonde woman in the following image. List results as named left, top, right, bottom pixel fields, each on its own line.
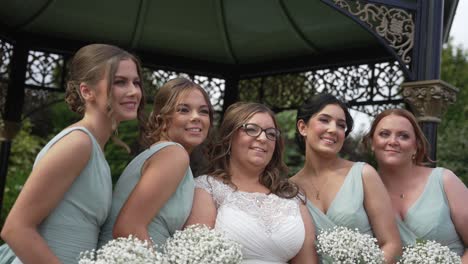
left=0, top=43, right=144, bottom=264
left=98, top=77, right=214, bottom=247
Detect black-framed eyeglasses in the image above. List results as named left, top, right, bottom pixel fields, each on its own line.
left=240, top=123, right=280, bottom=141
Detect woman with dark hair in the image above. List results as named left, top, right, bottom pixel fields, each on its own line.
left=291, top=94, right=401, bottom=263
left=185, top=102, right=318, bottom=263
left=98, top=77, right=214, bottom=248
left=0, top=43, right=144, bottom=264
left=364, top=108, right=467, bottom=261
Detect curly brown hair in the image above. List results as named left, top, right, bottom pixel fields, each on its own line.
left=207, top=102, right=301, bottom=200
left=141, top=77, right=214, bottom=147
left=65, top=43, right=146, bottom=129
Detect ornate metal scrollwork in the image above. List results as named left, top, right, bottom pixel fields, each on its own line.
left=240, top=60, right=405, bottom=116
left=402, top=80, right=458, bottom=122
left=332, top=0, right=414, bottom=65
left=0, top=40, right=13, bottom=119
left=26, top=51, right=65, bottom=89
left=145, top=69, right=225, bottom=114
left=0, top=39, right=12, bottom=82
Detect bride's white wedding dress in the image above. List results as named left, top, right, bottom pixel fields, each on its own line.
left=195, top=175, right=305, bottom=264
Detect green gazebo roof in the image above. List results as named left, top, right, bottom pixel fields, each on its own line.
left=0, top=0, right=458, bottom=78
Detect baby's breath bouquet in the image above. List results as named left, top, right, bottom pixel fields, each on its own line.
left=160, top=224, right=242, bottom=264
left=78, top=235, right=164, bottom=264
left=397, top=240, right=461, bottom=264
left=316, top=226, right=385, bottom=264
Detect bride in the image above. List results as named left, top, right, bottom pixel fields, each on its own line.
left=185, top=102, right=318, bottom=263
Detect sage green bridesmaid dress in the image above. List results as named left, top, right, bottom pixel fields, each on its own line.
left=98, top=141, right=195, bottom=248
left=0, top=127, right=112, bottom=264
left=397, top=167, right=464, bottom=256
left=306, top=162, right=373, bottom=236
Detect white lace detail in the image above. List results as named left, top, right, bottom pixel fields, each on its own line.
left=195, top=175, right=300, bottom=236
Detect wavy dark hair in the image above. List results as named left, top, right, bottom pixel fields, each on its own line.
left=142, top=77, right=214, bottom=148
left=295, top=93, right=354, bottom=154
left=363, top=108, right=432, bottom=165
left=207, top=102, right=301, bottom=200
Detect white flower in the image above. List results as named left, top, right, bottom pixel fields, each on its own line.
left=316, top=226, right=385, bottom=264
left=160, top=224, right=243, bottom=264
left=78, top=235, right=164, bottom=264
left=397, top=240, right=461, bottom=264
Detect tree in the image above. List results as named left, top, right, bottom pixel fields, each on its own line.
left=438, top=40, right=468, bottom=183
left=1, top=119, right=44, bottom=227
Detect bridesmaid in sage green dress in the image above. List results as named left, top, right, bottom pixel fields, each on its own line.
left=98, top=77, right=213, bottom=248
left=290, top=94, right=401, bottom=263
left=0, top=44, right=144, bottom=264
left=365, top=108, right=467, bottom=261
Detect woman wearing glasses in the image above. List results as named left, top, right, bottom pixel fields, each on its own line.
left=185, top=102, right=318, bottom=263
left=290, top=94, right=401, bottom=263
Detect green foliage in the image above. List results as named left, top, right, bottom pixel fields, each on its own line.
left=440, top=42, right=468, bottom=127
left=438, top=122, right=468, bottom=184
left=438, top=41, right=468, bottom=183
left=48, top=99, right=81, bottom=134
left=1, top=119, right=45, bottom=227
left=105, top=119, right=141, bottom=183
left=275, top=110, right=304, bottom=176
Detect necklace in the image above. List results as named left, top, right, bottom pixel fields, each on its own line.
left=309, top=178, right=328, bottom=201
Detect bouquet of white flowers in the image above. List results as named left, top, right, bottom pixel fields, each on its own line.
left=159, top=224, right=243, bottom=264
left=78, top=235, right=164, bottom=264
left=316, top=226, right=385, bottom=264
left=397, top=240, right=461, bottom=264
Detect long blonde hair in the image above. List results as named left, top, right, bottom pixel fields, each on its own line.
left=65, top=43, right=146, bottom=129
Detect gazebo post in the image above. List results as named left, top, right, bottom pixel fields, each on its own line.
left=401, top=0, right=457, bottom=165
left=221, top=75, right=239, bottom=117
left=402, top=80, right=458, bottom=163
left=0, top=41, right=28, bottom=213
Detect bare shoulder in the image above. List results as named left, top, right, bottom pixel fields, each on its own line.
left=360, top=163, right=386, bottom=189
left=62, top=129, right=93, bottom=148
left=360, top=162, right=379, bottom=180
left=148, top=143, right=189, bottom=165
left=442, top=168, right=467, bottom=191
left=44, top=129, right=93, bottom=163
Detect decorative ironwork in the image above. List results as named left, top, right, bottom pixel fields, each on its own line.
left=26, top=51, right=65, bottom=90
left=0, top=40, right=13, bottom=120
left=402, top=80, right=458, bottom=123
left=145, top=69, right=225, bottom=115
left=240, top=60, right=405, bottom=116
left=332, top=0, right=414, bottom=65
left=0, top=39, right=12, bottom=83
left=193, top=75, right=225, bottom=113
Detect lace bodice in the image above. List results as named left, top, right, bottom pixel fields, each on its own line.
left=195, top=175, right=305, bottom=263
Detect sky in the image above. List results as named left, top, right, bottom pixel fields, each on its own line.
left=450, top=0, right=468, bottom=48
left=351, top=1, right=468, bottom=136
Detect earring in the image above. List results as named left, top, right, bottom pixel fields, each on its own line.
left=411, top=153, right=416, bottom=160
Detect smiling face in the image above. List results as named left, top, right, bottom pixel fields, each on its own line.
left=93, top=59, right=142, bottom=123
left=165, top=88, right=211, bottom=153
left=230, top=112, right=277, bottom=172
left=371, top=114, right=418, bottom=167
left=297, top=104, right=347, bottom=157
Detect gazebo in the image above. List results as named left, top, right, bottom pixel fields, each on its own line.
left=0, top=0, right=460, bottom=211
